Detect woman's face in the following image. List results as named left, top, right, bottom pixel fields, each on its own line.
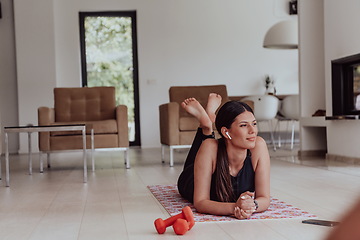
left=227, top=111, right=258, bottom=149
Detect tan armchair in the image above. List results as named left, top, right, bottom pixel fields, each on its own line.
left=159, top=85, right=229, bottom=166
left=38, top=86, right=130, bottom=169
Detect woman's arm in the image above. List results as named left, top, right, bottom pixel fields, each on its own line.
left=235, top=137, right=270, bottom=217
left=193, top=139, right=237, bottom=216
left=235, top=137, right=270, bottom=218
left=250, top=136, right=271, bottom=212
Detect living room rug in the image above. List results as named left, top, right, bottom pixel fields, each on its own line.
left=148, top=184, right=317, bottom=222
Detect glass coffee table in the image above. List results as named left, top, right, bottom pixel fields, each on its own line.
left=2, top=124, right=94, bottom=187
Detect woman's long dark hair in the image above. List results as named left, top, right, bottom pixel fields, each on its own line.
left=214, top=101, right=254, bottom=202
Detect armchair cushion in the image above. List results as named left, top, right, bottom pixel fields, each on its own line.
left=50, top=119, right=118, bottom=136
left=54, top=87, right=116, bottom=122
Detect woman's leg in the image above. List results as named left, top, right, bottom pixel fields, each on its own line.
left=182, top=128, right=213, bottom=170
left=180, top=95, right=221, bottom=169
left=177, top=128, right=207, bottom=203
left=177, top=94, right=222, bottom=202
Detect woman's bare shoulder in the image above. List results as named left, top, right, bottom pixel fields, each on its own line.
left=251, top=136, right=270, bottom=158
left=254, top=136, right=267, bottom=148
left=251, top=136, right=270, bottom=168
left=198, top=138, right=218, bottom=153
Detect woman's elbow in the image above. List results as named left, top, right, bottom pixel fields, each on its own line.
left=194, top=201, right=207, bottom=214
left=264, top=199, right=271, bottom=210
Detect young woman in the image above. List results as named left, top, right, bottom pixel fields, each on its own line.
left=177, top=93, right=270, bottom=219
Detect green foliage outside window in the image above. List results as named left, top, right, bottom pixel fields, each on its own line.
left=84, top=16, right=135, bottom=129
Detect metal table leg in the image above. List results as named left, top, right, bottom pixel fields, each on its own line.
left=91, top=129, right=95, bottom=172
left=28, top=132, right=32, bottom=175
left=161, top=145, right=165, bottom=163
left=125, top=148, right=130, bottom=169
left=5, top=132, right=9, bottom=187
left=39, top=152, right=44, bottom=173
left=82, top=128, right=87, bottom=183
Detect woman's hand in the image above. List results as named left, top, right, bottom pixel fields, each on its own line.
left=234, top=206, right=253, bottom=219
left=234, top=191, right=256, bottom=219
left=236, top=191, right=255, bottom=211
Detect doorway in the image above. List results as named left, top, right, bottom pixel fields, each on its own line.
left=79, top=11, right=140, bottom=146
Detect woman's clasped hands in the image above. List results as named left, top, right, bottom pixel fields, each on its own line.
left=234, top=191, right=256, bottom=219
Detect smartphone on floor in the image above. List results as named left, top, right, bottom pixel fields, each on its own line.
left=302, top=219, right=339, bottom=227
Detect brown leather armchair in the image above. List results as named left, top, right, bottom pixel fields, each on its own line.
left=159, top=85, right=229, bottom=166
left=38, top=87, right=130, bottom=169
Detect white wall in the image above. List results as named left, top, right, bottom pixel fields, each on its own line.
left=13, top=0, right=298, bottom=151
left=324, top=0, right=360, bottom=158
left=0, top=0, right=19, bottom=153
left=13, top=0, right=57, bottom=152
left=298, top=0, right=325, bottom=118
left=298, top=0, right=327, bottom=153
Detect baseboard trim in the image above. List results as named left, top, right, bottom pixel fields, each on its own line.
left=326, top=153, right=360, bottom=164
left=298, top=150, right=327, bottom=158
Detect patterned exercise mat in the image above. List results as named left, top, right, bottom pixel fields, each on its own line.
left=148, top=184, right=317, bottom=222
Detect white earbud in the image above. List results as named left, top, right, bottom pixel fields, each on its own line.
left=225, top=132, right=232, bottom=140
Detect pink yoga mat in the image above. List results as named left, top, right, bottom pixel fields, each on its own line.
left=148, top=184, right=317, bottom=222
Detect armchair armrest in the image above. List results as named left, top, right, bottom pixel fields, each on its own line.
left=38, top=107, right=55, bottom=125
left=38, top=107, right=55, bottom=151
left=116, top=105, right=129, bottom=147
left=159, top=102, right=180, bottom=145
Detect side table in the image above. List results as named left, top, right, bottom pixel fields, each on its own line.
left=2, top=124, right=93, bottom=187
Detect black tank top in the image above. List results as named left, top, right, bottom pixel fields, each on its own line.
left=210, top=150, right=255, bottom=201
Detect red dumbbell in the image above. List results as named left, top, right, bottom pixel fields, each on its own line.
left=154, top=206, right=195, bottom=234
left=173, top=218, right=191, bottom=235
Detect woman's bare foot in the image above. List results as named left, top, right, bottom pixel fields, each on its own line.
left=181, top=98, right=213, bottom=134
left=206, top=93, right=222, bottom=123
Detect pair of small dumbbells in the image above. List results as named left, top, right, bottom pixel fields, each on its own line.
left=154, top=206, right=195, bottom=235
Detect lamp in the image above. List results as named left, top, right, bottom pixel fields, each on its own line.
left=263, top=20, right=298, bottom=49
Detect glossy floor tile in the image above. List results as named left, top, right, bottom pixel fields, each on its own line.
left=1, top=145, right=360, bottom=240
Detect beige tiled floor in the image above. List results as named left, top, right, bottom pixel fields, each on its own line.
left=1, top=146, right=360, bottom=240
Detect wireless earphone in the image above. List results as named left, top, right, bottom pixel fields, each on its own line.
left=225, top=132, right=232, bottom=140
